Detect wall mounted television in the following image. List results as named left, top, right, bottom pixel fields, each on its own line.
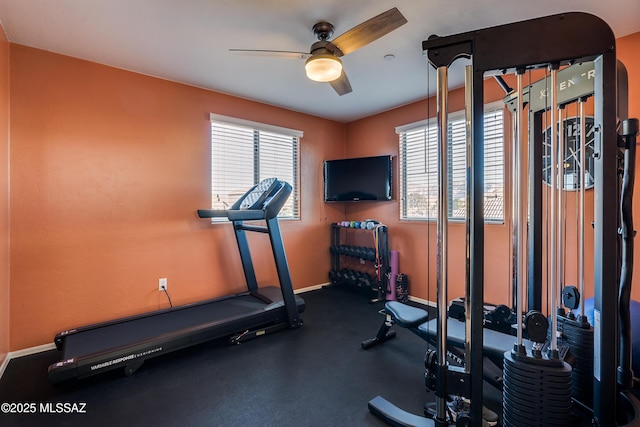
left=323, top=155, right=393, bottom=202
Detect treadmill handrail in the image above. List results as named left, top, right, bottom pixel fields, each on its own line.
left=196, top=209, right=227, bottom=218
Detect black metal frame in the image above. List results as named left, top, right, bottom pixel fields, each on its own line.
left=369, top=12, right=626, bottom=427
left=421, top=12, right=618, bottom=426
left=329, top=223, right=390, bottom=303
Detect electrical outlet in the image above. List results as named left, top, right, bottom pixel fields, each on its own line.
left=158, top=278, right=168, bottom=292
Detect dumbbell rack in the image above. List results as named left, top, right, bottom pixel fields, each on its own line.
left=328, top=223, right=390, bottom=303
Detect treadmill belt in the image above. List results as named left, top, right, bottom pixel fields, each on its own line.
left=63, top=295, right=268, bottom=358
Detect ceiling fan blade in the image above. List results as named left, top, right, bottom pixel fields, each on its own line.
left=229, top=49, right=310, bottom=59
left=329, top=71, right=352, bottom=96
left=331, top=7, right=407, bottom=56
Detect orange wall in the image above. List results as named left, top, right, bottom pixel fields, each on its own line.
left=9, top=45, right=346, bottom=350
left=345, top=80, right=512, bottom=304
left=6, top=31, right=640, bottom=352
left=0, top=24, right=9, bottom=363
left=619, top=33, right=640, bottom=123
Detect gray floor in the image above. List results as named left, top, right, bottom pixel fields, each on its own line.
left=0, top=286, right=449, bottom=427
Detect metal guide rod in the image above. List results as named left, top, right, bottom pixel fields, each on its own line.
left=557, top=105, right=565, bottom=313
left=578, top=99, right=586, bottom=319
left=511, top=73, right=521, bottom=345
left=518, top=72, right=529, bottom=335
left=515, top=70, right=524, bottom=348
left=510, top=109, right=518, bottom=315
left=464, top=65, right=472, bottom=371
left=548, top=64, right=559, bottom=355
left=435, top=65, right=449, bottom=423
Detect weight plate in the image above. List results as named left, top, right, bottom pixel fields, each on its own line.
left=525, top=311, right=549, bottom=343
left=562, top=286, right=581, bottom=310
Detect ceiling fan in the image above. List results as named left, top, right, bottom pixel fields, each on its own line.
left=229, top=7, right=407, bottom=96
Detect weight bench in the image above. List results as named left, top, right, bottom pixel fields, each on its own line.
left=362, top=300, right=530, bottom=389
left=361, top=301, right=430, bottom=349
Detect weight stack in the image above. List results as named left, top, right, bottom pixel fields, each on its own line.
left=503, top=350, right=572, bottom=427
left=557, top=317, right=594, bottom=407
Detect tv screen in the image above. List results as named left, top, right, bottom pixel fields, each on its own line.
left=324, top=155, right=392, bottom=202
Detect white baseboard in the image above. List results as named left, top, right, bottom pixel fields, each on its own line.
left=296, top=282, right=435, bottom=308
left=295, top=283, right=327, bottom=294
left=9, top=342, right=56, bottom=359
left=408, top=295, right=436, bottom=307
left=0, top=353, right=9, bottom=380
left=0, top=343, right=56, bottom=380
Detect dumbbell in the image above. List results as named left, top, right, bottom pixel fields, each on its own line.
left=359, top=272, right=374, bottom=288
left=336, top=269, right=348, bottom=282
left=365, top=248, right=376, bottom=261
left=365, top=220, right=381, bottom=229
left=347, top=270, right=359, bottom=285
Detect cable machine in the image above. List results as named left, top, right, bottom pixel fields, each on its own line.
left=499, top=61, right=601, bottom=410
left=367, top=12, right=640, bottom=427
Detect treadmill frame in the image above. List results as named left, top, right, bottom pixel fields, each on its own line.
left=48, top=179, right=303, bottom=384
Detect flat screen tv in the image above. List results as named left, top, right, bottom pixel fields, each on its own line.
left=324, top=155, right=392, bottom=202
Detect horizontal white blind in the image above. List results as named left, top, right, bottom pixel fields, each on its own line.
left=449, top=118, right=467, bottom=218
left=399, top=124, right=438, bottom=219
left=483, top=109, right=505, bottom=220
left=399, top=106, right=505, bottom=221
left=257, top=130, right=299, bottom=218
left=210, top=117, right=300, bottom=219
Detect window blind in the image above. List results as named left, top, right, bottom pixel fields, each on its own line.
left=210, top=115, right=301, bottom=219
left=398, top=105, right=505, bottom=222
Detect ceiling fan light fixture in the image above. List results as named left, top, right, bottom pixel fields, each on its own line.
left=305, top=54, right=342, bottom=82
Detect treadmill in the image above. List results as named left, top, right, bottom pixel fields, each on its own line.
left=48, top=178, right=304, bottom=384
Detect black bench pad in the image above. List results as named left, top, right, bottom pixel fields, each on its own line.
left=385, top=301, right=429, bottom=328
left=418, top=318, right=532, bottom=359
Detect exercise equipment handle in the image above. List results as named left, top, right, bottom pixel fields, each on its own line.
left=197, top=209, right=227, bottom=218
left=618, top=118, right=638, bottom=390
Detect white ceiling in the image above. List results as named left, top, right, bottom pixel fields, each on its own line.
left=0, top=0, right=638, bottom=123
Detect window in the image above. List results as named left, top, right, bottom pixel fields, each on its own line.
left=209, top=114, right=302, bottom=219
left=398, top=104, right=505, bottom=222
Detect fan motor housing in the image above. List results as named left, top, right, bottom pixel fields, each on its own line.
left=310, top=40, right=342, bottom=57
left=312, top=22, right=334, bottom=40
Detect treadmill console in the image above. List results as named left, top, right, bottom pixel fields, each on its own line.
left=239, top=177, right=279, bottom=210
left=197, top=177, right=291, bottom=221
